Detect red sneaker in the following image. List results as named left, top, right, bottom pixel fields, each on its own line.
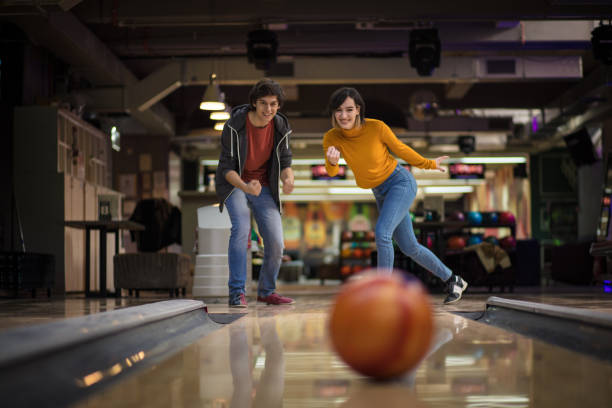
left=229, top=293, right=248, bottom=308
left=257, top=293, right=295, bottom=305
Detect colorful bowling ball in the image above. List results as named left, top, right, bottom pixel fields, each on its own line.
left=410, top=212, right=416, bottom=222
left=447, top=236, right=466, bottom=250
left=467, top=211, right=483, bottom=225
left=424, top=211, right=434, bottom=221
left=449, top=211, right=465, bottom=222
left=426, top=235, right=434, bottom=249
left=341, top=248, right=352, bottom=258
left=328, top=271, right=434, bottom=379
left=352, top=265, right=365, bottom=274
left=484, top=236, right=499, bottom=246
left=365, top=230, right=376, bottom=240
left=353, top=248, right=364, bottom=258
left=484, top=212, right=499, bottom=224
left=500, top=236, right=516, bottom=250
left=499, top=211, right=515, bottom=225
left=340, top=265, right=352, bottom=275
left=467, top=235, right=483, bottom=246
left=342, top=231, right=353, bottom=240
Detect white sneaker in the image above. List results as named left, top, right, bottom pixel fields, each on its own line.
left=444, top=275, right=468, bottom=304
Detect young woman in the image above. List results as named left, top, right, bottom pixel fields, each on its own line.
left=323, top=87, right=467, bottom=304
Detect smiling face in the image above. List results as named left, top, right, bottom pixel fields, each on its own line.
left=334, top=97, right=361, bottom=130
left=250, top=94, right=280, bottom=126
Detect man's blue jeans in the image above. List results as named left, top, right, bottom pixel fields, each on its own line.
left=224, top=186, right=284, bottom=298
left=372, top=164, right=452, bottom=281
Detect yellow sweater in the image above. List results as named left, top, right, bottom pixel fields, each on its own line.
left=323, top=119, right=438, bottom=189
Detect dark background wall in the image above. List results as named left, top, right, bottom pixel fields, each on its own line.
left=1, top=22, right=69, bottom=252
left=112, top=133, right=170, bottom=215
left=1, top=23, right=25, bottom=252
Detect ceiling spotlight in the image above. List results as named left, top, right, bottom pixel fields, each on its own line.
left=409, top=28, right=441, bottom=76
left=247, top=29, right=278, bottom=70
left=200, top=73, right=226, bottom=111
left=458, top=135, right=476, bottom=154
left=214, top=122, right=226, bottom=131
left=591, top=23, right=612, bottom=65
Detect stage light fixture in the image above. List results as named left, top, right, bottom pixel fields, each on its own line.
left=409, top=28, right=441, bottom=76
left=591, top=23, right=612, bottom=65
left=247, top=29, right=278, bottom=70
left=458, top=135, right=476, bottom=154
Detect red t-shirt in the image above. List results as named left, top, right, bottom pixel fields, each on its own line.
left=242, top=115, right=274, bottom=186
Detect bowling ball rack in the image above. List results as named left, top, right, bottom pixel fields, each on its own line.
left=334, top=230, right=376, bottom=282
left=412, top=218, right=517, bottom=292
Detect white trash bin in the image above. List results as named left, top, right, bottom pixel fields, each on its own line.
left=193, top=205, right=252, bottom=297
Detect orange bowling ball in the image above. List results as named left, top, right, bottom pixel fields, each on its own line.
left=447, top=235, right=466, bottom=250
left=328, top=270, right=434, bottom=379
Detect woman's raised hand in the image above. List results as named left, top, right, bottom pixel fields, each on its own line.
left=326, top=146, right=341, bottom=166
left=434, top=156, right=449, bottom=172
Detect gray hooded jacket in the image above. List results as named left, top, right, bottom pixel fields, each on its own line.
left=215, top=104, right=292, bottom=212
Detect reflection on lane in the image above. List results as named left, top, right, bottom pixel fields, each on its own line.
left=73, top=300, right=612, bottom=408
left=230, top=317, right=284, bottom=408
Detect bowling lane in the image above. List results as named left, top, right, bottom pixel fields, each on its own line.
left=73, top=295, right=612, bottom=408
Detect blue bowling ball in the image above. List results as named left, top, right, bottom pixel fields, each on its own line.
left=485, top=212, right=499, bottom=224
left=484, top=236, right=499, bottom=246
left=467, top=235, right=483, bottom=246
left=467, top=211, right=483, bottom=225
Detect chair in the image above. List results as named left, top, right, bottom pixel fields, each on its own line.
left=114, top=252, right=191, bottom=297
left=114, top=199, right=191, bottom=297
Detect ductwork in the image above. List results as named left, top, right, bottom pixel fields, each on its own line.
left=11, top=11, right=175, bottom=135
left=83, top=55, right=582, bottom=116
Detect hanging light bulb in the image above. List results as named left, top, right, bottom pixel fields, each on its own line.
left=214, top=122, right=226, bottom=131
left=210, top=109, right=230, bottom=121
left=200, top=73, right=226, bottom=111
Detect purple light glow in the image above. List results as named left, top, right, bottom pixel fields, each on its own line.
left=531, top=116, right=538, bottom=133
left=496, top=21, right=520, bottom=29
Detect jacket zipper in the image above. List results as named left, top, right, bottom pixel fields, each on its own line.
left=275, top=129, right=292, bottom=215
left=222, top=125, right=241, bottom=209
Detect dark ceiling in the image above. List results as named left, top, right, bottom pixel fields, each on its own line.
left=4, top=0, right=612, bottom=154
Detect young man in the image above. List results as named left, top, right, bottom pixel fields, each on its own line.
left=215, top=78, right=295, bottom=307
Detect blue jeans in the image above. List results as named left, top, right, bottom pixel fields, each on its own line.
left=224, top=186, right=284, bottom=298
left=372, top=164, right=452, bottom=281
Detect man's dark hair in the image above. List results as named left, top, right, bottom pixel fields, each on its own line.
left=327, top=87, right=366, bottom=127
left=248, top=78, right=285, bottom=110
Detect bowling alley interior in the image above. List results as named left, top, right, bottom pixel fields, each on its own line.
left=2, top=2, right=612, bottom=407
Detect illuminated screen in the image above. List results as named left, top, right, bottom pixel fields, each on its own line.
left=311, top=164, right=346, bottom=180
left=449, top=163, right=485, bottom=179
